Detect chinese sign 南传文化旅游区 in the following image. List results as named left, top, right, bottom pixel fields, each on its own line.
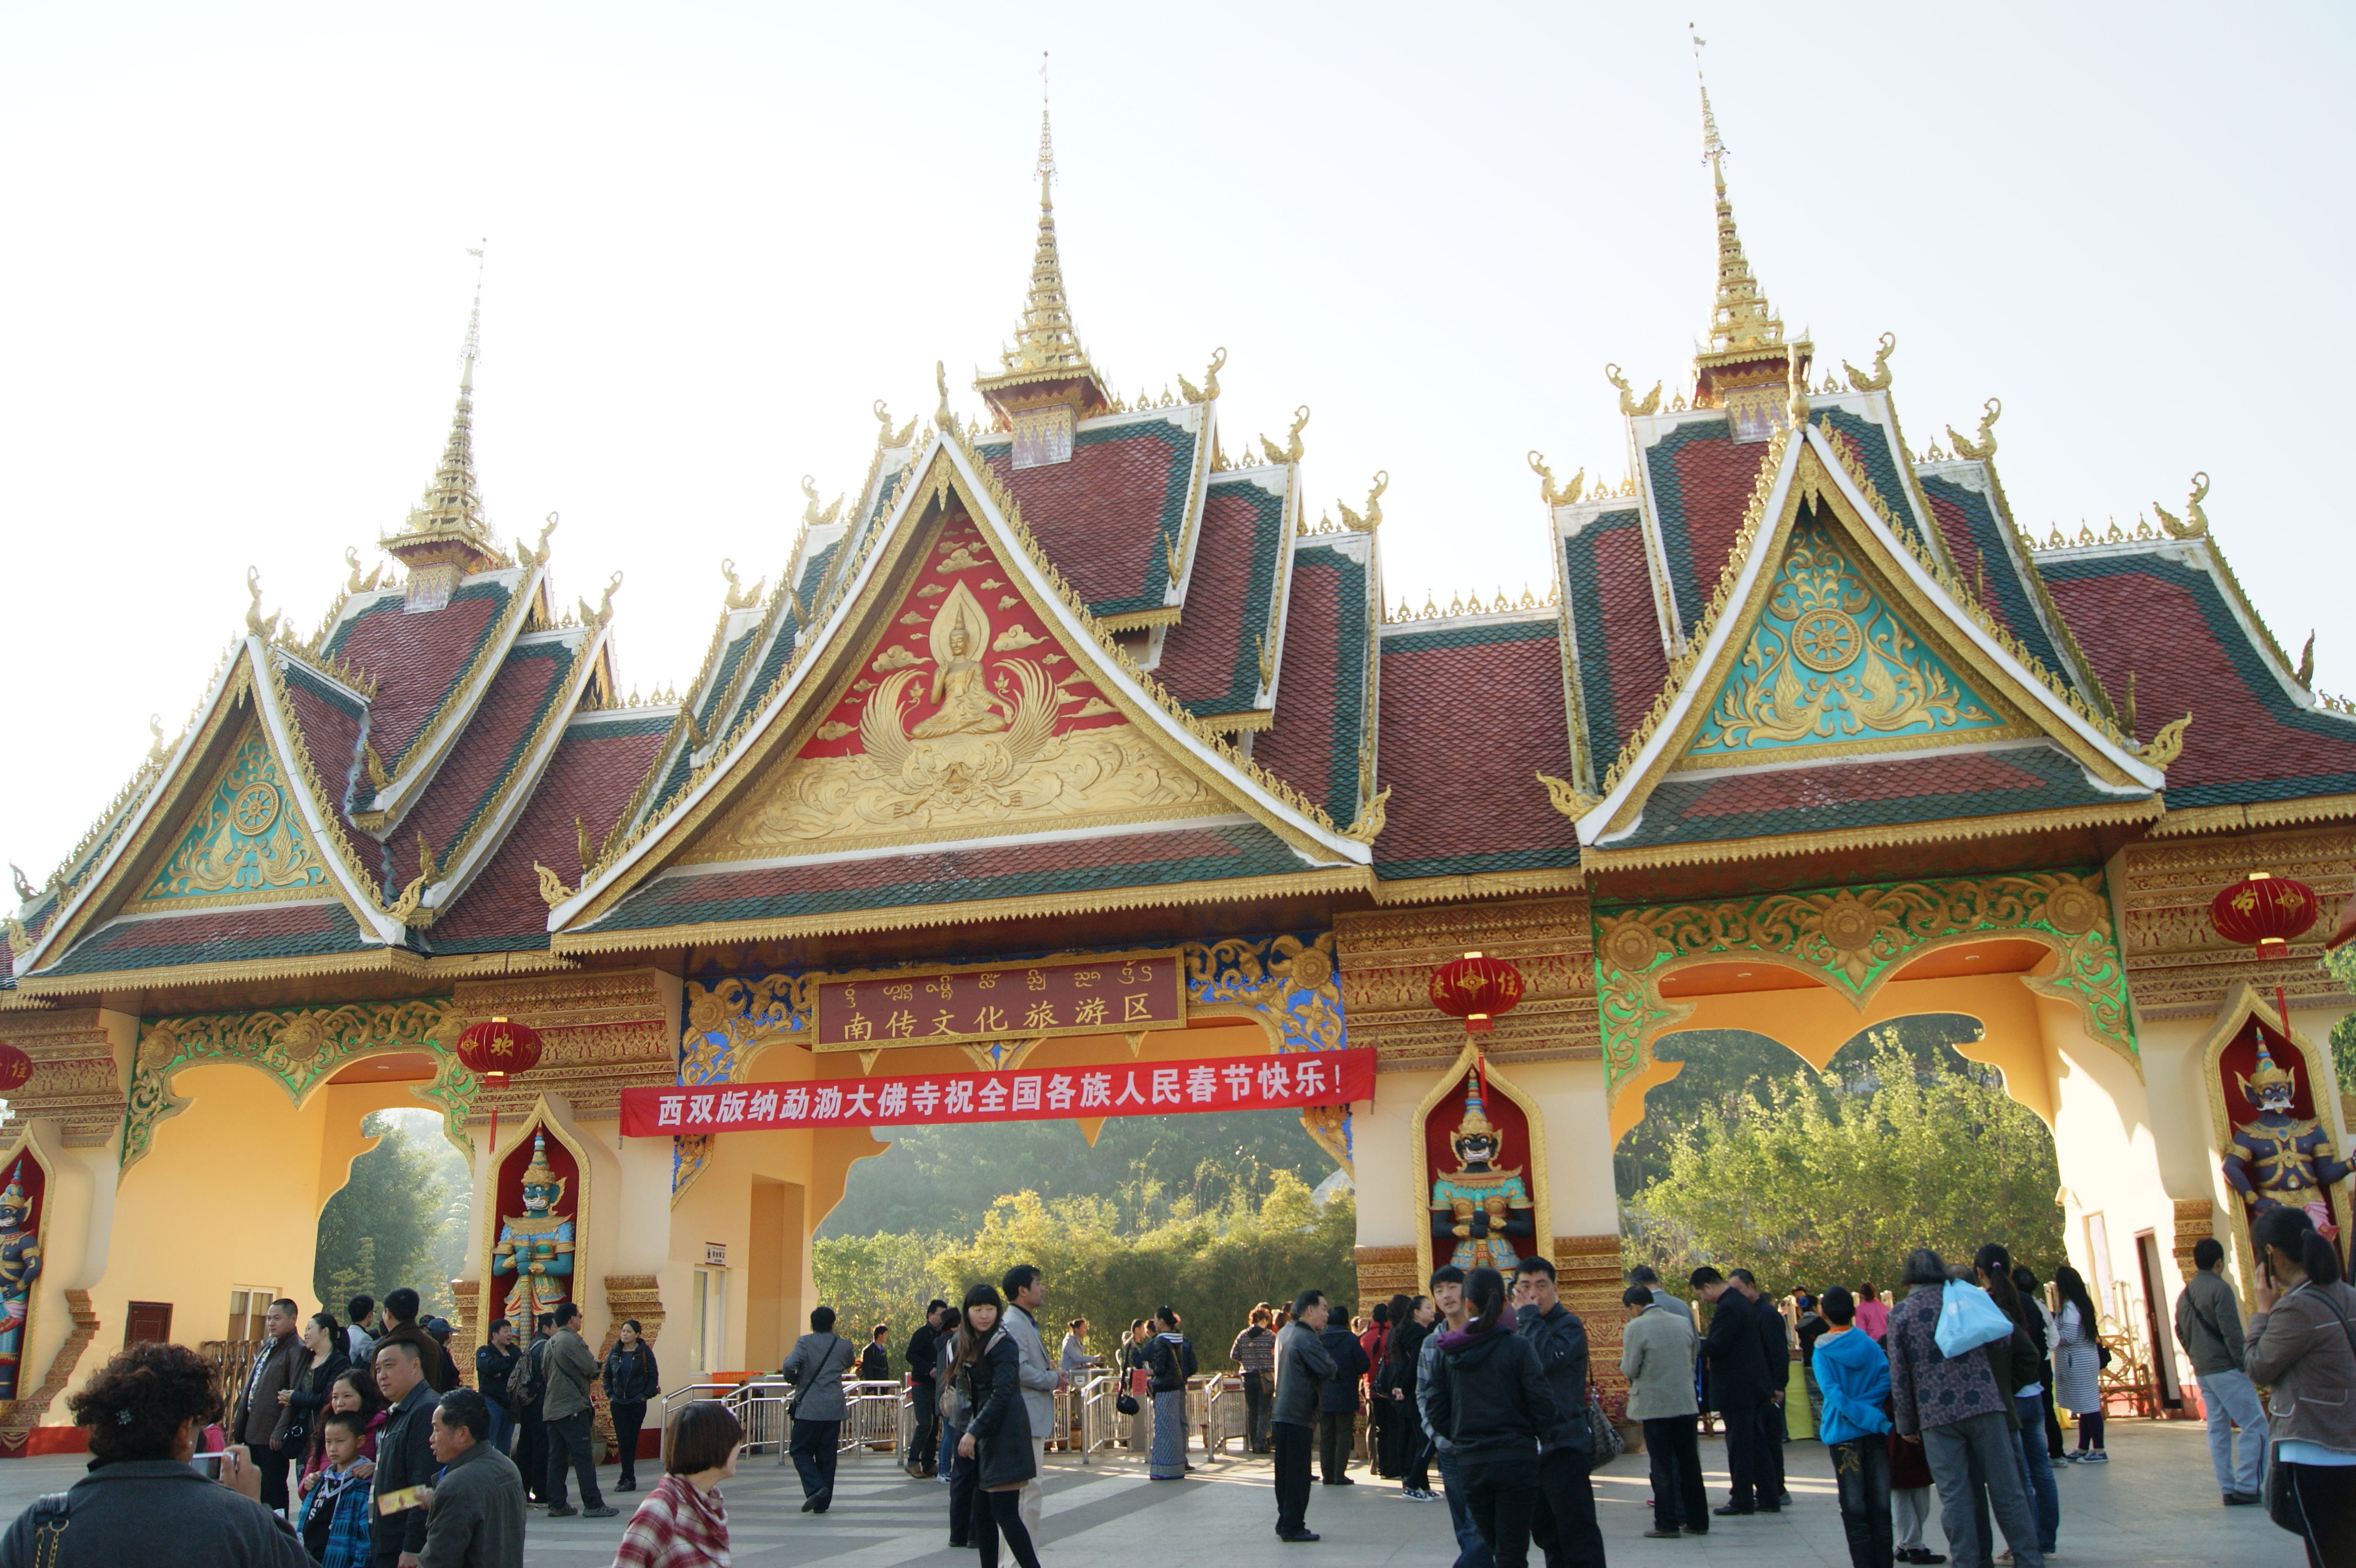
left=810, top=950, right=1186, bottom=1051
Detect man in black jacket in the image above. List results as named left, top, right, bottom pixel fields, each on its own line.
left=1691, top=1267, right=1771, bottom=1516
left=369, top=1338, right=440, bottom=1568
left=1316, top=1311, right=1369, bottom=1485
left=1514, top=1258, right=1605, bottom=1568
left=1272, top=1289, right=1336, bottom=1542
left=906, top=1300, right=949, bottom=1476
left=1732, top=1269, right=1791, bottom=1508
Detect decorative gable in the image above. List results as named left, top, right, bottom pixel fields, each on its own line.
left=678, top=506, right=1214, bottom=864
left=1678, top=511, right=2015, bottom=768
left=130, top=724, right=335, bottom=909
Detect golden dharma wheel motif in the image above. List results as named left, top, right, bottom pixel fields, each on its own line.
left=1289, top=948, right=1334, bottom=991
left=1817, top=892, right=1882, bottom=953
left=1602, top=918, right=1661, bottom=974
left=231, top=781, right=281, bottom=836
left=2042, top=884, right=2105, bottom=937
left=1791, top=610, right=1863, bottom=673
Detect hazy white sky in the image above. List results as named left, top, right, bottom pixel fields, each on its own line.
left=4, top=3, right=2349, bottom=886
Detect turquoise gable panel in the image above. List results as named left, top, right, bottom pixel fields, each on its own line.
left=1686, top=514, right=2009, bottom=759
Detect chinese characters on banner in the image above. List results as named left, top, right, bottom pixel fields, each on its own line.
left=811, top=951, right=1186, bottom=1052
left=619, top=1047, right=1376, bottom=1137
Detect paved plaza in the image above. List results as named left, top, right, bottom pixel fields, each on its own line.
left=0, top=1418, right=2285, bottom=1566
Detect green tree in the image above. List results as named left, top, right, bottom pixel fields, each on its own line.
left=818, top=1174, right=1355, bottom=1369
left=820, top=1109, right=1332, bottom=1238
left=314, top=1110, right=471, bottom=1317
left=1621, top=1028, right=2064, bottom=1298
left=2325, top=948, right=2356, bottom=1095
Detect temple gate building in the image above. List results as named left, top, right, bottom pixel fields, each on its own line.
left=3, top=84, right=2350, bottom=1451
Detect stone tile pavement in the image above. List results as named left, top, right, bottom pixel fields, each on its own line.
left=0, top=1418, right=2282, bottom=1565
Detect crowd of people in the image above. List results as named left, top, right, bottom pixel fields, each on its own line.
left=6, top=1206, right=2351, bottom=1568
left=0, top=1284, right=748, bottom=1568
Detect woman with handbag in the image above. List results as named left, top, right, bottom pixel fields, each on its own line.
left=2245, top=1205, right=2356, bottom=1568
left=274, top=1311, right=349, bottom=1477
left=1121, top=1320, right=1154, bottom=1454
left=954, top=1283, right=1043, bottom=1568
left=1146, top=1306, right=1196, bottom=1481
left=2050, top=1267, right=2106, bottom=1463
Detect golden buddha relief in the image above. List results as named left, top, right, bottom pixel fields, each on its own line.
left=683, top=520, right=1212, bottom=860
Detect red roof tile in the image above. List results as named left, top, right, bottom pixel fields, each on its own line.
left=429, top=715, right=673, bottom=949
left=1373, top=620, right=1581, bottom=879
left=2041, top=550, right=2356, bottom=804
left=328, top=582, right=509, bottom=762
left=980, top=421, right=1194, bottom=615
left=1157, top=478, right=1284, bottom=713
left=1255, top=547, right=1365, bottom=822
left=402, top=643, right=568, bottom=867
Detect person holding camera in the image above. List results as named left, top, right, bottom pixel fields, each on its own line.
left=0, top=1341, right=313, bottom=1567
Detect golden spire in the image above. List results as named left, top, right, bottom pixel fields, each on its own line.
left=1694, top=31, right=1782, bottom=359
left=1687, top=29, right=1807, bottom=436
left=384, top=241, right=505, bottom=584
left=977, top=54, right=1108, bottom=443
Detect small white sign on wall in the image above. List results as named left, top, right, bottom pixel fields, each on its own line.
left=704, top=1242, right=728, bottom=1268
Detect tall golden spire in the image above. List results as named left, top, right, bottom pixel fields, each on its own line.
left=1687, top=28, right=1807, bottom=438
left=977, top=54, right=1109, bottom=459
left=384, top=241, right=506, bottom=591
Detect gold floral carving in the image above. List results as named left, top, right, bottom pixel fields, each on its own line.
left=1594, top=871, right=2137, bottom=1103
left=125, top=1001, right=472, bottom=1169
left=1334, top=898, right=1598, bottom=1069
left=0, top=1010, right=128, bottom=1149
left=2117, top=828, right=2355, bottom=1022
left=694, top=720, right=1212, bottom=858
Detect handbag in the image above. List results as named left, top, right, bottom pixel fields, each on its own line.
left=1584, top=1381, right=1623, bottom=1466
left=2265, top=1284, right=2356, bottom=1536
left=1933, top=1281, right=2014, bottom=1357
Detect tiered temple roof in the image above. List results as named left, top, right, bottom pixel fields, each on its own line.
left=10, top=85, right=2355, bottom=1004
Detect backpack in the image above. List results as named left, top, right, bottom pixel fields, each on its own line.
left=507, top=1339, right=548, bottom=1412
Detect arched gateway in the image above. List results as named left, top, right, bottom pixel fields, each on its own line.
left=4, top=89, right=2352, bottom=1454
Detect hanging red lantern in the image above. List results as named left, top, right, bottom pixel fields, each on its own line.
left=0, top=1043, right=31, bottom=1095
left=456, top=1016, right=544, bottom=1080
left=455, top=1017, right=543, bottom=1155
left=2208, top=873, right=2322, bottom=956
left=1428, top=953, right=1526, bottom=1035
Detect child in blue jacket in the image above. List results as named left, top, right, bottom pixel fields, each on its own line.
left=1812, top=1287, right=1896, bottom=1568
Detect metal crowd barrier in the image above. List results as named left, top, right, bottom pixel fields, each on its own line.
left=659, top=1377, right=910, bottom=1461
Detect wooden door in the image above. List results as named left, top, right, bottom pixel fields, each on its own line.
left=124, top=1301, right=173, bottom=1347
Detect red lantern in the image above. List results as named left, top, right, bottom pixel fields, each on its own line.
left=0, top=1044, right=30, bottom=1095
left=1428, top=953, right=1526, bottom=1035
left=456, top=1017, right=543, bottom=1155
left=2208, top=873, right=2322, bottom=956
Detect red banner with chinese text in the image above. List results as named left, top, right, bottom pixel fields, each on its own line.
left=619, top=1048, right=1375, bottom=1137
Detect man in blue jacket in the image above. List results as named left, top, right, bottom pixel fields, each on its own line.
left=1317, top=1305, right=1370, bottom=1484
left=1812, top=1286, right=1894, bottom=1568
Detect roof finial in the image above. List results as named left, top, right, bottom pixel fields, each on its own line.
left=1037, top=50, right=1056, bottom=202
left=1686, top=29, right=1805, bottom=430
left=975, top=54, right=1109, bottom=431
left=381, top=241, right=503, bottom=579
left=1690, top=28, right=1781, bottom=359
left=461, top=238, right=485, bottom=391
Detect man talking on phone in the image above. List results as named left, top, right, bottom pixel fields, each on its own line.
left=370, top=1339, right=440, bottom=1568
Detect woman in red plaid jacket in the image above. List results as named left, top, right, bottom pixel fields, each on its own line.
left=612, top=1402, right=744, bottom=1568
